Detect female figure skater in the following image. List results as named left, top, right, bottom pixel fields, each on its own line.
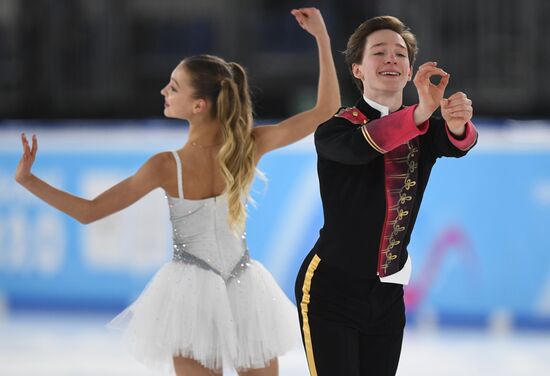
left=15, top=8, right=340, bottom=376
left=295, top=16, right=478, bottom=376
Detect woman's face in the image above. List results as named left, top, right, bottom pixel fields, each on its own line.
left=160, top=66, right=203, bottom=120
left=353, top=29, right=412, bottom=97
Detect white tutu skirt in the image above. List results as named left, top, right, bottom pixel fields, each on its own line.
left=107, top=259, right=301, bottom=373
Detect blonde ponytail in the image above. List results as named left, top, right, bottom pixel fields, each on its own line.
left=217, top=69, right=257, bottom=233
left=180, top=55, right=260, bottom=233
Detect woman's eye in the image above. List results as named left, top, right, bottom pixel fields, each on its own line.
left=170, top=86, right=177, bottom=92
left=397, top=53, right=407, bottom=58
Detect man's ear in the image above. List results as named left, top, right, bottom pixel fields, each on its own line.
left=407, top=64, right=413, bottom=82
left=352, top=63, right=363, bottom=80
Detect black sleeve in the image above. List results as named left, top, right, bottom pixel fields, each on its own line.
left=314, top=117, right=381, bottom=165
left=315, top=105, right=429, bottom=165
left=426, top=116, right=478, bottom=158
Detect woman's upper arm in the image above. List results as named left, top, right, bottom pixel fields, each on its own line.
left=87, top=152, right=171, bottom=222
left=252, top=123, right=283, bottom=159
left=252, top=108, right=335, bottom=158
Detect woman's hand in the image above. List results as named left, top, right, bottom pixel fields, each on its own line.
left=15, top=133, right=37, bottom=185
left=413, top=62, right=449, bottom=124
left=291, top=7, right=328, bottom=40
left=253, top=7, right=339, bottom=157
left=13, top=134, right=168, bottom=224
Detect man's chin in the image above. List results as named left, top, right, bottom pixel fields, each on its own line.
left=371, top=83, right=406, bottom=95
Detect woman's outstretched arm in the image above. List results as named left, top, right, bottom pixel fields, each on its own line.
left=253, top=7, right=341, bottom=157
left=15, top=133, right=170, bottom=224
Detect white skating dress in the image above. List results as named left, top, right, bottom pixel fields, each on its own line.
left=108, top=151, right=300, bottom=373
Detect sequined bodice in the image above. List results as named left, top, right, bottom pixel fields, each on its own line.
left=167, top=194, right=247, bottom=276
left=166, top=151, right=248, bottom=280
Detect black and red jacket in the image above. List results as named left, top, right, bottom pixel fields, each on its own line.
left=312, top=97, right=478, bottom=279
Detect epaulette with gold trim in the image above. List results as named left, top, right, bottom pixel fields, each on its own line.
left=334, top=107, right=369, bottom=125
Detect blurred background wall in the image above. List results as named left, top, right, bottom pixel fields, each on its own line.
left=0, top=0, right=549, bottom=120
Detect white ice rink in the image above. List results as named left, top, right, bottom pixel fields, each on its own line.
left=1, top=312, right=549, bottom=376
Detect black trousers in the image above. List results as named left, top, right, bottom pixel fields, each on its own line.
left=295, top=251, right=406, bottom=376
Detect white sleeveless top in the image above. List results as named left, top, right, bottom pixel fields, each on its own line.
left=167, top=151, right=249, bottom=281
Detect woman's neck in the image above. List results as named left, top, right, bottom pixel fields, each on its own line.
left=186, top=118, right=223, bottom=147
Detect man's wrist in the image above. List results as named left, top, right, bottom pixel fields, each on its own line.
left=447, top=123, right=467, bottom=139
left=413, top=105, right=431, bottom=125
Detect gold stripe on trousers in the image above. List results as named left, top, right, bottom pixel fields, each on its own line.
left=300, top=254, right=321, bottom=376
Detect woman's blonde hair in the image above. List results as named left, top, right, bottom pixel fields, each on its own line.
left=180, top=55, right=259, bottom=233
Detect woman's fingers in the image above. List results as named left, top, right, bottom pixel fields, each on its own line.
left=20, top=133, right=38, bottom=160
left=291, top=8, right=310, bottom=20
left=21, top=133, right=27, bottom=153
left=291, top=7, right=320, bottom=26
left=292, top=7, right=318, bottom=16
left=31, top=134, right=38, bottom=157
left=22, top=133, right=31, bottom=156
left=291, top=10, right=306, bottom=28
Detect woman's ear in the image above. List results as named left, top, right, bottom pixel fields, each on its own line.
left=193, top=98, right=207, bottom=114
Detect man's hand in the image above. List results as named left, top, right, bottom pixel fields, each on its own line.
left=441, top=92, right=473, bottom=137
left=413, top=61, right=449, bottom=125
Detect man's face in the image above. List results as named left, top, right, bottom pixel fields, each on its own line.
left=352, top=29, right=413, bottom=96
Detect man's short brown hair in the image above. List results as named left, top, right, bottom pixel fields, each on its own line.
left=344, top=16, right=418, bottom=93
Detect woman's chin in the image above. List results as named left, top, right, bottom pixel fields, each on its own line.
left=163, top=111, right=186, bottom=121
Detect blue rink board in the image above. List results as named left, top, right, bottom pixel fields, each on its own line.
left=1, top=121, right=549, bottom=329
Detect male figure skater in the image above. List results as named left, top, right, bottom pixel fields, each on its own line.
left=295, top=16, right=477, bottom=376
